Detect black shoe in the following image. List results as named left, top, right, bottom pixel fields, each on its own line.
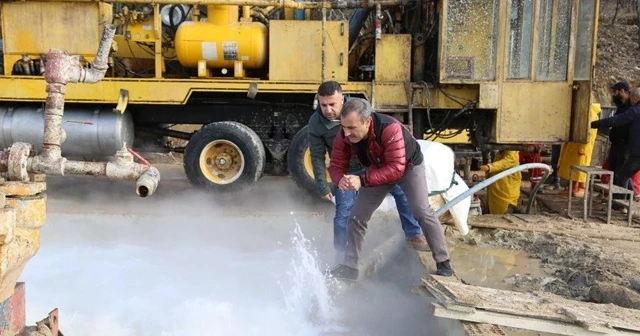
left=329, top=264, right=359, bottom=281
left=436, top=260, right=453, bottom=277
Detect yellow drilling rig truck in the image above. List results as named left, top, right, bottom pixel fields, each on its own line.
left=0, top=0, right=600, bottom=196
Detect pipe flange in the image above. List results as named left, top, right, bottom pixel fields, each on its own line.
left=7, top=142, right=33, bottom=182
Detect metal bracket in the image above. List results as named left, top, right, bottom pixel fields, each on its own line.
left=247, top=82, right=258, bottom=100
left=113, top=89, right=129, bottom=114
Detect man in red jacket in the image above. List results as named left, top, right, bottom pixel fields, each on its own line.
left=327, top=98, right=453, bottom=280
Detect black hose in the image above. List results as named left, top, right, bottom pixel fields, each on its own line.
left=349, top=8, right=372, bottom=48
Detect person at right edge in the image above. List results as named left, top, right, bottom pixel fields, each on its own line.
left=591, top=87, right=640, bottom=200
left=604, top=82, right=632, bottom=186
left=327, top=98, right=453, bottom=280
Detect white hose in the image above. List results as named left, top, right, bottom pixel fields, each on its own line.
left=434, top=163, right=552, bottom=217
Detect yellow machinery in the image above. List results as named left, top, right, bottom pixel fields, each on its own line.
left=0, top=0, right=601, bottom=196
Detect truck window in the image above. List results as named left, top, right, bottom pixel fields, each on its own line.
left=574, top=0, right=597, bottom=81
left=443, top=0, right=500, bottom=81
left=507, top=0, right=534, bottom=79
left=536, top=0, right=572, bottom=81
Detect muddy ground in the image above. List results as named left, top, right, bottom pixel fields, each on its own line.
left=448, top=190, right=640, bottom=313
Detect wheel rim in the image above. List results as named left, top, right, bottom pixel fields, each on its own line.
left=303, top=148, right=332, bottom=183
left=199, top=140, right=245, bottom=185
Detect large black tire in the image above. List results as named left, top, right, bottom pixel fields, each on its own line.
left=184, top=121, right=265, bottom=192
left=287, top=125, right=331, bottom=197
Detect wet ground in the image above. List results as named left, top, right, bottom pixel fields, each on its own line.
left=19, top=161, right=634, bottom=335
left=19, top=164, right=466, bottom=336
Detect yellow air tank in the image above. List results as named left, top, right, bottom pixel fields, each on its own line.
left=175, top=5, right=268, bottom=70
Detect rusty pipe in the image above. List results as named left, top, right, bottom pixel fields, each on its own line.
left=67, top=24, right=115, bottom=84
left=21, top=0, right=409, bottom=9
left=64, top=161, right=107, bottom=176
left=41, top=24, right=116, bottom=165
left=23, top=24, right=161, bottom=196
left=136, top=167, right=161, bottom=197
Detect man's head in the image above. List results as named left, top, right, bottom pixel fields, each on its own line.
left=611, top=82, right=630, bottom=106
left=317, top=81, right=344, bottom=121
left=629, top=87, right=640, bottom=105
left=340, top=98, right=373, bottom=143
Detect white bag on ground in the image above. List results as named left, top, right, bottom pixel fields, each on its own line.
left=373, top=140, right=470, bottom=236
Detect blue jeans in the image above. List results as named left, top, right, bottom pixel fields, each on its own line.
left=332, top=172, right=422, bottom=257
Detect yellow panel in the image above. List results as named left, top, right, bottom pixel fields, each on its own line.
left=374, top=34, right=411, bottom=82
left=497, top=82, right=572, bottom=143
left=323, top=21, right=348, bottom=81
left=0, top=77, right=370, bottom=104
left=112, top=36, right=156, bottom=59
left=0, top=77, right=475, bottom=110
left=373, top=83, right=408, bottom=107
left=430, top=130, right=471, bottom=144
left=2, top=2, right=103, bottom=55
left=126, top=21, right=157, bottom=43
left=268, top=20, right=348, bottom=81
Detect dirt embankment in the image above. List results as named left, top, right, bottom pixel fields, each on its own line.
left=595, top=0, right=640, bottom=104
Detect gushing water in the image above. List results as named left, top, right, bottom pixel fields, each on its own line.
left=281, top=217, right=344, bottom=333
left=19, top=214, right=347, bottom=336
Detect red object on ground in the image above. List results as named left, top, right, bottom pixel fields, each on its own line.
left=519, top=148, right=543, bottom=189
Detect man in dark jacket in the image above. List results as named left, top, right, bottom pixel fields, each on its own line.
left=328, top=98, right=453, bottom=280
left=591, top=87, right=640, bottom=192
left=307, top=81, right=428, bottom=264
left=607, top=82, right=632, bottom=180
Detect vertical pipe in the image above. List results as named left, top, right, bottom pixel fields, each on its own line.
left=375, top=4, right=382, bottom=40
left=242, top=5, right=251, bottom=20
left=321, top=7, right=327, bottom=81
left=412, top=33, right=425, bottom=81
left=154, top=4, right=163, bottom=78
left=208, top=5, right=239, bottom=25
left=295, top=0, right=305, bottom=20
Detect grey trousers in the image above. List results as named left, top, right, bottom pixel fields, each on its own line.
left=344, top=163, right=450, bottom=269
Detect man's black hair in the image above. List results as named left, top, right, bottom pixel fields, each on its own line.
left=611, top=81, right=630, bottom=92
left=317, top=81, right=342, bottom=97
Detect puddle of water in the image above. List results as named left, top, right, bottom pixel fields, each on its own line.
left=449, top=244, right=545, bottom=291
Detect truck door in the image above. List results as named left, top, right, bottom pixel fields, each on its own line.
left=439, top=0, right=599, bottom=144
left=570, top=0, right=599, bottom=143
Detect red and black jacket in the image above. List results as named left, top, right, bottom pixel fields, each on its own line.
left=328, top=112, right=423, bottom=187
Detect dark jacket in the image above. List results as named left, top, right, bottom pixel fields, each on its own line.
left=307, top=102, right=362, bottom=197
left=328, top=112, right=423, bottom=187
left=592, top=101, right=640, bottom=156
left=609, top=100, right=632, bottom=146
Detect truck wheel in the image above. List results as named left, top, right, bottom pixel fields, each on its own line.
left=287, top=125, right=331, bottom=197
left=184, top=121, right=265, bottom=192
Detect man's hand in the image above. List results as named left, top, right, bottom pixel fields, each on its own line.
left=322, top=192, right=333, bottom=201
left=344, top=175, right=362, bottom=191
left=338, top=175, right=362, bottom=191
left=338, top=176, right=351, bottom=191
left=480, top=165, right=490, bottom=173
